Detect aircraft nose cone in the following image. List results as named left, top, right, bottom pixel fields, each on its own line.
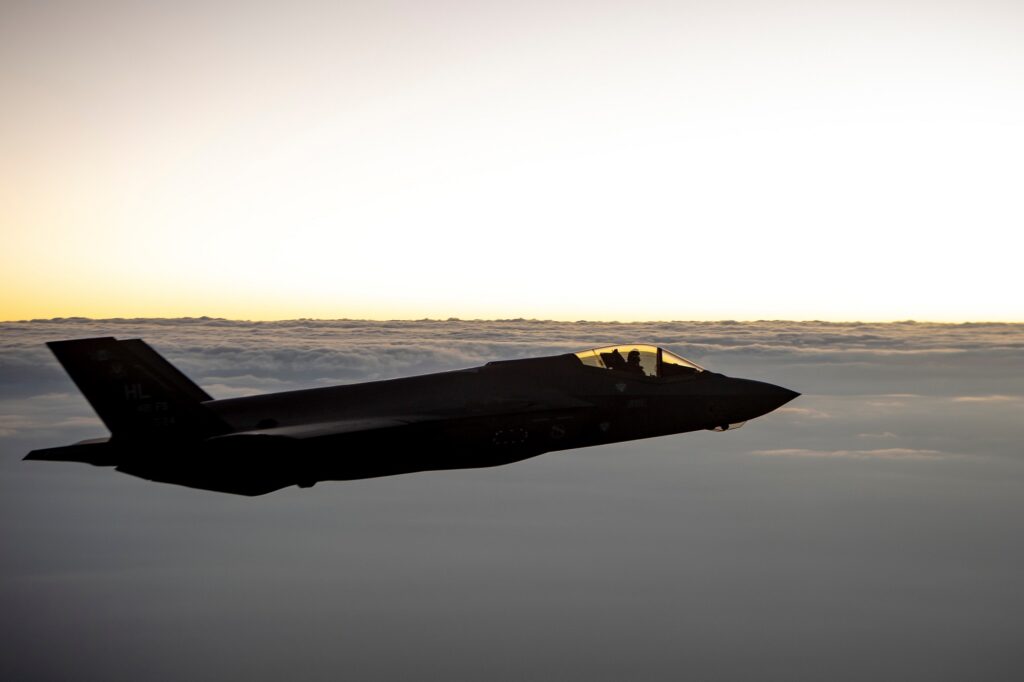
left=767, top=384, right=801, bottom=410
left=728, top=379, right=800, bottom=420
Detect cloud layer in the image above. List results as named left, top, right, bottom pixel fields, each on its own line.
left=2, top=318, right=1023, bottom=681
left=3, top=318, right=1021, bottom=401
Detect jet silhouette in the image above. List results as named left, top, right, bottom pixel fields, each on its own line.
left=26, top=338, right=798, bottom=495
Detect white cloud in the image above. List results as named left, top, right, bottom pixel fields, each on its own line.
left=0, top=414, right=44, bottom=434
left=776, top=406, right=832, bottom=419
left=750, top=448, right=947, bottom=460
left=951, top=395, right=1022, bottom=403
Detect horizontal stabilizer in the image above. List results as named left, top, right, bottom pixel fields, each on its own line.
left=25, top=438, right=117, bottom=466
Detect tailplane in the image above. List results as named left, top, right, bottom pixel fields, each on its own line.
left=47, top=337, right=228, bottom=441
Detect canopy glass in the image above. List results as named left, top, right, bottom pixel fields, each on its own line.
left=574, top=344, right=705, bottom=378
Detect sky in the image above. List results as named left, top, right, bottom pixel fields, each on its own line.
left=3, top=0, right=1024, bottom=322
left=2, top=318, right=1023, bottom=679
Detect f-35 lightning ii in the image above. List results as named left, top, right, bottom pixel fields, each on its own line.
left=26, top=338, right=798, bottom=495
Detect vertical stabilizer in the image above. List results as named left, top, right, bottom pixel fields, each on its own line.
left=47, top=337, right=227, bottom=440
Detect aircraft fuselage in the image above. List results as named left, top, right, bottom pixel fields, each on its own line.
left=27, top=340, right=799, bottom=495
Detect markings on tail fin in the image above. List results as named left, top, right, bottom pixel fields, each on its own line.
left=124, top=383, right=151, bottom=401
left=47, top=337, right=227, bottom=440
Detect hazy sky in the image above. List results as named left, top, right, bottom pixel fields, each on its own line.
left=3, top=1, right=1023, bottom=321
left=2, top=319, right=1023, bottom=679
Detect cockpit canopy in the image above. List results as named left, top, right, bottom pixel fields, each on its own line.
left=574, top=344, right=705, bottom=379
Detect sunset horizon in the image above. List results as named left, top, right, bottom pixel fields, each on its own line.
left=5, top=2, right=1023, bottom=327
left=5, top=312, right=1023, bottom=324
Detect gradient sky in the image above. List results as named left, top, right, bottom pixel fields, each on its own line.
left=3, top=1, right=1023, bottom=321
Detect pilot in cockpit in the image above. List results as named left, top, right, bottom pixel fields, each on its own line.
left=625, top=349, right=645, bottom=375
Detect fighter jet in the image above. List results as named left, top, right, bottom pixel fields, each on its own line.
left=26, top=337, right=798, bottom=495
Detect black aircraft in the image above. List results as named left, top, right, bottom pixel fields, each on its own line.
left=26, top=337, right=798, bottom=495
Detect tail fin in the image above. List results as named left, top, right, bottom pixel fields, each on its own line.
left=47, top=337, right=228, bottom=441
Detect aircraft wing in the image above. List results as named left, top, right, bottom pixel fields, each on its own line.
left=212, top=393, right=595, bottom=443
left=213, top=415, right=436, bottom=441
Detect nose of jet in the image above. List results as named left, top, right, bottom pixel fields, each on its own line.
left=750, top=380, right=800, bottom=414
left=726, top=378, right=800, bottom=420
left=768, top=383, right=801, bottom=409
